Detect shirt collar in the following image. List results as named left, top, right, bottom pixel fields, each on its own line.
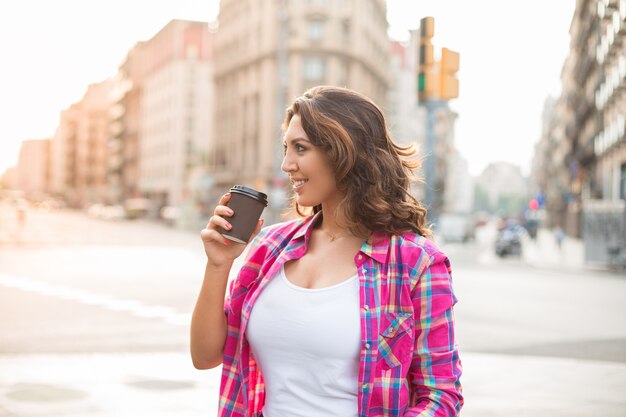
left=361, top=230, right=390, bottom=264
left=292, top=211, right=391, bottom=264
left=292, top=210, right=323, bottom=241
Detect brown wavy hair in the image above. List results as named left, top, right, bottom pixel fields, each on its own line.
left=282, top=85, right=431, bottom=238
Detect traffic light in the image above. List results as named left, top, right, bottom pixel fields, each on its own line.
left=417, top=17, right=460, bottom=101
left=439, top=47, right=460, bottom=99
left=417, top=17, right=435, bottom=100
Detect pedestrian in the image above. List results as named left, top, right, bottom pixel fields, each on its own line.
left=15, top=201, right=27, bottom=238
left=191, top=86, right=463, bottom=417
left=554, top=226, right=565, bottom=250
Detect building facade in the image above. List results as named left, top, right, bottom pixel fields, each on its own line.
left=388, top=39, right=422, bottom=149
left=106, top=20, right=214, bottom=226
left=50, top=104, right=79, bottom=202
left=138, top=20, right=214, bottom=215
left=533, top=0, right=625, bottom=237
left=213, top=0, right=390, bottom=222
left=16, top=139, right=51, bottom=198
left=593, top=0, right=626, bottom=201
left=475, top=162, right=529, bottom=215
left=49, top=80, right=113, bottom=208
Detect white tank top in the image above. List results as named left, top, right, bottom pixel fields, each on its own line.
left=246, top=264, right=360, bottom=417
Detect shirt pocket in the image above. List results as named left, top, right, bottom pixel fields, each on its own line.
left=378, top=311, right=414, bottom=369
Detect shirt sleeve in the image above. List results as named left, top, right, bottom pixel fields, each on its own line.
left=404, top=251, right=463, bottom=416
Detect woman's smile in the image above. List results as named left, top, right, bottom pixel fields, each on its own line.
left=292, top=178, right=308, bottom=193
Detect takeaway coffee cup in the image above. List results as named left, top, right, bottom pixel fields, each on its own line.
left=220, top=185, right=268, bottom=244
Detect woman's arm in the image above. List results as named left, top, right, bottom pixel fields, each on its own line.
left=190, top=261, right=233, bottom=369
left=190, top=192, right=263, bottom=370
left=405, top=252, right=463, bottom=416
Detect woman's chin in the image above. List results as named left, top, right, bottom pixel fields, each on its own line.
left=295, top=196, right=316, bottom=208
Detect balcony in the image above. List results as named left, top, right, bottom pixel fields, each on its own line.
left=565, top=90, right=579, bottom=108
left=575, top=94, right=593, bottom=121
left=575, top=134, right=597, bottom=165
left=574, top=55, right=593, bottom=85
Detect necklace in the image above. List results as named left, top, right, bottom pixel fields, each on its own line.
left=324, top=229, right=345, bottom=242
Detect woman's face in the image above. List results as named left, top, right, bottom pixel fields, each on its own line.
left=281, top=114, right=341, bottom=208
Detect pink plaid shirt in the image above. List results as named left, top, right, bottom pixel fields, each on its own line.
left=219, top=212, right=463, bottom=416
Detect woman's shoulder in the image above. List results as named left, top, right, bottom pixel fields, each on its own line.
left=394, top=231, right=449, bottom=264
left=392, top=232, right=453, bottom=289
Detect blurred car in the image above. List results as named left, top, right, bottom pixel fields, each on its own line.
left=124, top=198, right=152, bottom=219
left=495, top=225, right=524, bottom=257
left=436, top=212, right=476, bottom=243
left=86, top=203, right=126, bottom=220
left=160, top=205, right=180, bottom=226
left=86, top=203, right=105, bottom=218
left=101, top=205, right=126, bottom=221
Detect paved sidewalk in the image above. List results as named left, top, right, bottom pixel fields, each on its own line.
left=1, top=351, right=625, bottom=417
left=0, top=353, right=219, bottom=417
left=2, top=209, right=625, bottom=416
left=522, top=228, right=588, bottom=272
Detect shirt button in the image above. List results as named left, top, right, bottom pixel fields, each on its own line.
left=362, top=268, right=368, bottom=274
left=362, top=383, right=369, bottom=390
left=357, top=254, right=363, bottom=260
left=363, top=304, right=369, bottom=311
left=365, top=343, right=371, bottom=349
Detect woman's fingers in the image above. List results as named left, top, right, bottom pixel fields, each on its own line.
left=215, top=204, right=234, bottom=218
left=218, top=192, right=231, bottom=205
left=200, top=227, right=232, bottom=246
left=208, top=214, right=232, bottom=232
left=205, top=194, right=234, bottom=231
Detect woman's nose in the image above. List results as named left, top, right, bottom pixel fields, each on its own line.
left=281, top=155, right=296, bottom=173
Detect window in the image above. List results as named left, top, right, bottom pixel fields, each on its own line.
left=303, top=57, right=326, bottom=81
left=187, top=116, right=194, bottom=132
left=308, top=20, right=325, bottom=42
left=342, top=20, right=350, bottom=46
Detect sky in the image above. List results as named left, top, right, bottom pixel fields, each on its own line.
left=0, top=0, right=575, bottom=177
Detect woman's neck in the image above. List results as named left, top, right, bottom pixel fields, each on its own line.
left=317, top=207, right=352, bottom=241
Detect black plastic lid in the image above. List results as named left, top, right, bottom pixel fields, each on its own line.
left=230, top=185, right=268, bottom=206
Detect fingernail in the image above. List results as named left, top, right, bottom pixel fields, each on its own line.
left=226, top=222, right=232, bottom=230
left=224, top=238, right=231, bottom=245
left=227, top=209, right=234, bottom=215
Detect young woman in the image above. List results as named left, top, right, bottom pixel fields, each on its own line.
left=191, top=86, right=463, bottom=417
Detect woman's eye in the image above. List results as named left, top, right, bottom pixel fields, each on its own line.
left=283, top=142, right=306, bottom=154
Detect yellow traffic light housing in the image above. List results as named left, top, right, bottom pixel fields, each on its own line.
left=439, top=47, right=460, bottom=99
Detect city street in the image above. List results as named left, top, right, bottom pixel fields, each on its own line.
left=1, top=205, right=626, bottom=417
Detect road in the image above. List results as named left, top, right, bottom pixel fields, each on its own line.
left=1, top=205, right=625, bottom=416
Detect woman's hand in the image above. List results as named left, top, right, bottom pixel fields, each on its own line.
left=200, top=193, right=263, bottom=269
